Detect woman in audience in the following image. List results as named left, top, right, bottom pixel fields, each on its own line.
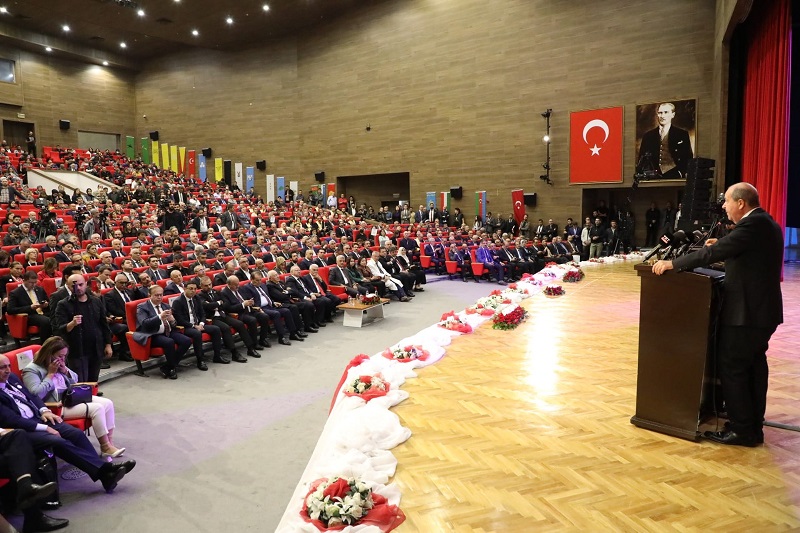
left=23, top=248, right=40, bottom=268
left=82, top=243, right=101, bottom=262
left=23, top=336, right=125, bottom=458
left=274, top=256, right=290, bottom=275
left=473, top=216, right=483, bottom=231
left=0, top=250, right=10, bottom=269
left=355, top=256, right=385, bottom=295
left=71, top=187, right=82, bottom=203
left=37, top=258, right=62, bottom=283
left=378, top=229, right=391, bottom=248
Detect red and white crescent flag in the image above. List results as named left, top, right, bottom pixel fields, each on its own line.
left=511, top=189, right=525, bottom=224
left=569, top=106, right=624, bottom=183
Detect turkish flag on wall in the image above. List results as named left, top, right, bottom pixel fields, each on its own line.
left=569, top=106, right=624, bottom=183
left=511, top=189, right=525, bottom=223
left=186, top=150, right=196, bottom=180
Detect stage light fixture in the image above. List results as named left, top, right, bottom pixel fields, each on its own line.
left=540, top=108, right=552, bottom=185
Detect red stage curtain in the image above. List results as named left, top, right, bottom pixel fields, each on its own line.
left=740, top=0, right=791, bottom=229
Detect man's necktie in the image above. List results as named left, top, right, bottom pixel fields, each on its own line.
left=27, top=289, right=44, bottom=314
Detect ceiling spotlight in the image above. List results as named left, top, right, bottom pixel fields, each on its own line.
left=45, top=46, right=52, bottom=52
left=102, top=61, right=109, bottom=66
left=0, top=7, right=8, bottom=14
left=120, top=42, right=127, bottom=48
left=542, top=134, right=550, bottom=144
left=262, top=4, right=270, bottom=11
left=226, top=16, right=234, bottom=24
left=62, top=24, right=70, bottom=32
left=191, top=29, right=199, bottom=36
left=137, top=9, right=145, bottom=16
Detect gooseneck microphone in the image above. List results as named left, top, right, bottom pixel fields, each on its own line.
left=660, top=230, right=687, bottom=260
left=641, top=231, right=674, bottom=262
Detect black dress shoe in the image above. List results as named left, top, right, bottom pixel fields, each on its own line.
left=231, top=353, right=248, bottom=363
left=289, top=333, right=305, bottom=341
left=22, top=512, right=69, bottom=533
left=100, top=361, right=111, bottom=369
left=295, top=331, right=308, bottom=338
left=17, top=482, right=58, bottom=511
left=259, top=340, right=271, bottom=348
left=414, top=287, right=424, bottom=291
left=98, top=463, right=127, bottom=493
left=118, top=353, right=134, bottom=362
left=196, top=361, right=208, bottom=371
left=159, top=366, right=172, bottom=379
left=213, top=356, right=230, bottom=364
left=305, top=327, right=318, bottom=333
left=316, top=322, right=326, bottom=328
left=702, top=430, right=759, bottom=447
left=723, top=421, right=765, bottom=444
left=326, top=317, right=335, bottom=323
left=247, top=349, right=261, bottom=358
left=278, top=337, right=291, bottom=346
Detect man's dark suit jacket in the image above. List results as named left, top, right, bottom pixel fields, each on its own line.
left=47, top=287, right=71, bottom=319
left=104, top=288, right=134, bottom=319
left=328, top=266, right=357, bottom=288
left=285, top=275, right=313, bottom=299
left=219, top=287, right=253, bottom=314
left=265, top=281, right=295, bottom=304
left=171, top=293, right=207, bottom=327
left=191, top=216, right=210, bottom=234
left=0, top=374, right=48, bottom=432
left=212, top=272, right=229, bottom=287
left=145, top=268, right=169, bottom=281
left=7, top=284, right=49, bottom=315
left=672, top=208, right=783, bottom=328
left=637, top=125, right=693, bottom=179
left=163, top=281, right=184, bottom=296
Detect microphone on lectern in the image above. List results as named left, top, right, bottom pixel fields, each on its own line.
left=661, top=230, right=687, bottom=260
left=641, top=231, right=674, bottom=262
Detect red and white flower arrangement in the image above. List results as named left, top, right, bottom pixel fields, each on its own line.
left=358, top=293, right=381, bottom=305
left=343, top=374, right=390, bottom=401
left=543, top=284, right=565, bottom=296
left=562, top=269, right=585, bottom=283
left=465, top=292, right=510, bottom=315
left=492, top=304, right=528, bottom=330
left=438, top=311, right=473, bottom=333
left=588, top=257, right=605, bottom=263
left=381, top=345, right=430, bottom=363
left=301, top=476, right=405, bottom=531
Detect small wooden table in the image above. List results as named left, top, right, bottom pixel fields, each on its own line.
left=336, top=298, right=390, bottom=328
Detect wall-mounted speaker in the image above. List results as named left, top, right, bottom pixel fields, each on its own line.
left=523, top=192, right=537, bottom=207
left=450, top=186, right=463, bottom=199
left=256, top=160, right=266, bottom=171
left=59, top=120, right=70, bottom=131
left=314, top=171, right=325, bottom=183
left=202, top=147, right=212, bottom=158
left=149, top=130, right=159, bottom=141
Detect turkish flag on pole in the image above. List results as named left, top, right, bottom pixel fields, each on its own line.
left=511, top=189, right=525, bottom=223
left=569, top=106, right=624, bottom=183
left=187, top=150, right=196, bottom=180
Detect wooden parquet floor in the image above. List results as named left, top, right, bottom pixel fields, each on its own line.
left=392, top=263, right=800, bottom=532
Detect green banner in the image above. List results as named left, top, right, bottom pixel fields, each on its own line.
left=125, top=136, right=135, bottom=159
left=140, top=138, right=150, bottom=163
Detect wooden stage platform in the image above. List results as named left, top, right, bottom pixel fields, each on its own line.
left=392, top=262, right=800, bottom=531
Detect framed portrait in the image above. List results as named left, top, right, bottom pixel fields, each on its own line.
left=634, top=99, right=696, bottom=180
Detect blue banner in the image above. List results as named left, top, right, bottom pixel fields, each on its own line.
left=246, top=167, right=255, bottom=193
left=198, top=154, right=207, bottom=182
left=276, top=177, right=285, bottom=202
left=426, top=191, right=436, bottom=208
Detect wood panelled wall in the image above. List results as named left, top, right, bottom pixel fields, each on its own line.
left=0, top=46, right=135, bottom=151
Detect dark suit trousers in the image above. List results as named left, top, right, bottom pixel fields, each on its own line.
left=28, top=422, right=104, bottom=480
left=717, top=325, right=776, bottom=436
left=182, top=324, right=222, bottom=360
left=27, top=313, right=52, bottom=341
left=0, top=429, right=37, bottom=481
left=213, top=315, right=254, bottom=351
left=109, top=322, right=130, bottom=354
left=150, top=330, right=192, bottom=369
left=259, top=307, right=293, bottom=337
left=240, top=312, right=270, bottom=343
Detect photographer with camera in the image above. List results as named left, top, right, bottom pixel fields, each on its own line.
left=81, top=209, right=111, bottom=240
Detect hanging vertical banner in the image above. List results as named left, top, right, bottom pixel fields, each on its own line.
left=125, top=136, right=135, bottom=159
left=276, top=177, right=285, bottom=201
left=140, top=138, right=150, bottom=164
left=178, top=147, right=186, bottom=174
left=151, top=141, right=160, bottom=166
left=235, top=162, right=243, bottom=190
left=246, top=167, right=255, bottom=193
left=289, top=181, right=298, bottom=201
left=160, top=143, right=170, bottom=170
left=214, top=158, right=223, bottom=182
left=426, top=191, right=436, bottom=208
left=475, top=191, right=487, bottom=222
left=440, top=191, right=451, bottom=212
left=511, top=189, right=525, bottom=223
left=186, top=150, right=197, bottom=180
left=326, top=183, right=336, bottom=203
left=170, top=145, right=179, bottom=173
left=197, top=154, right=206, bottom=182
left=266, top=174, right=275, bottom=202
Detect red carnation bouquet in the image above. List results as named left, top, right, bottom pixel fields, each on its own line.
left=492, top=304, right=528, bottom=330
left=437, top=311, right=473, bottom=333
left=343, top=374, right=390, bottom=401
left=563, top=269, right=585, bottom=283
left=543, top=285, right=565, bottom=296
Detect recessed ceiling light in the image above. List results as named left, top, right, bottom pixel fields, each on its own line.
left=62, top=24, right=70, bottom=32
left=120, top=42, right=127, bottom=48
left=191, top=29, right=199, bottom=36
left=102, top=61, right=109, bottom=66
left=262, top=4, right=270, bottom=11
left=226, top=16, right=233, bottom=24
left=137, top=9, right=145, bottom=17
left=45, top=46, right=52, bottom=52
left=0, top=7, right=7, bottom=14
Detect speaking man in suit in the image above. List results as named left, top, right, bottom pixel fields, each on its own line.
left=653, top=183, right=783, bottom=446
left=637, top=102, right=693, bottom=179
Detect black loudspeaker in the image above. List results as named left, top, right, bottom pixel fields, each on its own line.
left=202, top=147, right=212, bottom=158
left=256, top=160, right=266, bottom=171
left=678, top=157, right=716, bottom=232
left=314, top=171, right=325, bottom=183
left=523, top=192, right=537, bottom=207
left=223, top=160, right=232, bottom=186
left=59, top=120, right=70, bottom=131
left=149, top=131, right=159, bottom=141
left=450, top=186, right=463, bottom=199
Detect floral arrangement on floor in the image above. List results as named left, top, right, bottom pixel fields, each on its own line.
left=503, top=283, right=529, bottom=296
left=567, top=260, right=581, bottom=268
left=465, top=305, right=496, bottom=317
left=438, top=311, right=473, bottom=333
left=492, top=304, right=528, bottom=330
left=545, top=261, right=559, bottom=268
left=301, top=476, right=405, bottom=531
left=381, top=345, right=430, bottom=363
left=343, top=374, right=390, bottom=401
left=543, top=285, right=565, bottom=296
left=358, top=293, right=382, bottom=305
left=588, top=257, right=605, bottom=263
left=563, top=269, right=585, bottom=283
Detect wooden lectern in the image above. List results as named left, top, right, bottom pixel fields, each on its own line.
left=631, top=263, right=723, bottom=441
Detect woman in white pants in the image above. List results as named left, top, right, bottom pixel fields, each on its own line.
left=22, top=337, right=124, bottom=458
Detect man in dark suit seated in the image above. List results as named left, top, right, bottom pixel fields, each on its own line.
left=303, top=265, right=339, bottom=322
left=327, top=255, right=369, bottom=296
left=171, top=281, right=227, bottom=369
left=448, top=243, right=472, bottom=282
left=220, top=276, right=272, bottom=351
left=163, top=270, right=186, bottom=296
left=102, top=274, right=136, bottom=362
left=0, top=428, right=69, bottom=532
left=197, top=276, right=254, bottom=361
left=0, top=355, right=135, bottom=493
left=145, top=256, right=169, bottom=282
left=424, top=238, right=446, bottom=275
left=52, top=242, right=75, bottom=264
left=475, top=241, right=506, bottom=284
left=286, top=265, right=329, bottom=326
left=213, top=261, right=236, bottom=287
left=266, top=270, right=319, bottom=332
left=133, top=285, right=193, bottom=380
left=241, top=273, right=307, bottom=345
left=7, top=271, right=52, bottom=339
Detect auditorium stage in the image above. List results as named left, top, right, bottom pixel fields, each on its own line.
left=390, top=262, right=800, bottom=531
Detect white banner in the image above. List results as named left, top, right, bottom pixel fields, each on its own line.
left=289, top=180, right=298, bottom=200
left=235, top=162, right=243, bottom=190
left=266, top=174, right=275, bottom=203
